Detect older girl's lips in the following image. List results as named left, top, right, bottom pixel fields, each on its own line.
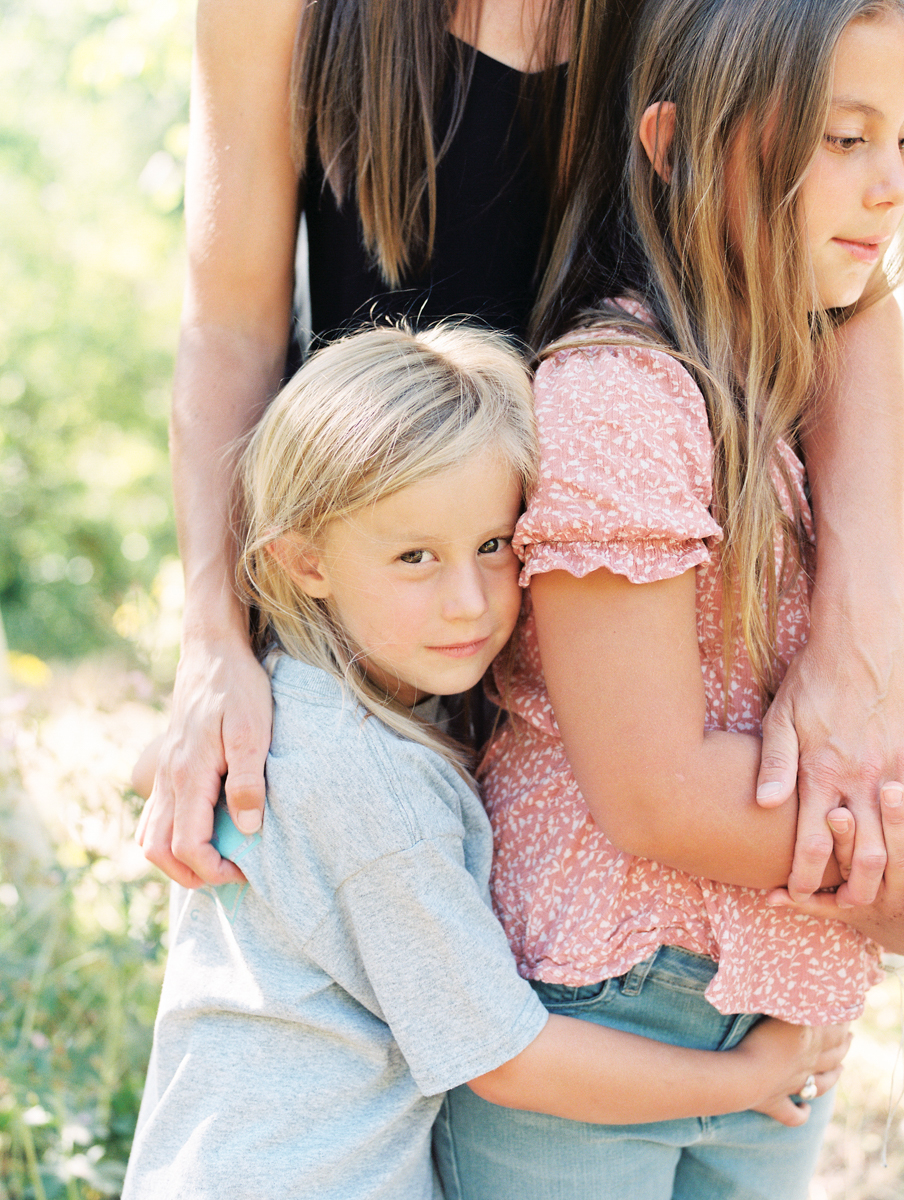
left=832, top=236, right=886, bottom=264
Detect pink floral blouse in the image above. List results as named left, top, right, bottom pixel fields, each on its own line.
left=483, top=334, right=882, bottom=1024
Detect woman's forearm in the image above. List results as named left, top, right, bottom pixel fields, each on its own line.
left=138, top=323, right=284, bottom=886
left=805, top=293, right=904, bottom=590
left=171, top=321, right=288, bottom=641
left=761, top=291, right=904, bottom=902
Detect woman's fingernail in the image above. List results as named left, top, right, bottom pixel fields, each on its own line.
left=881, top=784, right=904, bottom=808
left=236, top=810, right=262, bottom=834
left=757, top=781, right=784, bottom=801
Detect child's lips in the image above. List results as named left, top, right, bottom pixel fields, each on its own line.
left=832, top=235, right=888, bottom=264
left=427, top=637, right=491, bottom=659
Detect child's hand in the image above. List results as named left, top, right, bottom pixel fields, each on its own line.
left=766, top=784, right=904, bottom=953
left=738, top=1018, right=851, bottom=1128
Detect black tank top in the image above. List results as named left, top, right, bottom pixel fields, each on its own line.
left=303, top=46, right=563, bottom=344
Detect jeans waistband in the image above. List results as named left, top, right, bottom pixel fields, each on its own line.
left=620, top=945, right=719, bottom=995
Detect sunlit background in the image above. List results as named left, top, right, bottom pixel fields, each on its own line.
left=1, top=0, right=188, bottom=671
left=0, top=2, right=901, bottom=1197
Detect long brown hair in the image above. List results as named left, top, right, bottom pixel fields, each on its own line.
left=549, top=0, right=904, bottom=701
left=291, top=0, right=642, bottom=307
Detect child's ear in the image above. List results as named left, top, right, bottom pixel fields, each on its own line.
left=639, top=102, right=676, bottom=182
left=267, top=534, right=331, bottom=599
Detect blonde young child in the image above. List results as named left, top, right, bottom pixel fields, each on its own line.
left=122, top=325, right=845, bottom=1199
left=435, top=1, right=904, bottom=1197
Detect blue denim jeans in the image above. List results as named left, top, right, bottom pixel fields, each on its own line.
left=433, top=946, right=833, bottom=1200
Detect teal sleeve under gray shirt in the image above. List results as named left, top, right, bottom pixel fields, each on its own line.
left=123, top=655, right=547, bottom=1200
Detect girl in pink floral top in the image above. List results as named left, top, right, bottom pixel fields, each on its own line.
left=484, top=318, right=882, bottom=1024
left=433, top=1, right=904, bottom=1198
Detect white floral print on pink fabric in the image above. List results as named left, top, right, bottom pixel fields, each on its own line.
left=484, top=335, right=881, bottom=1024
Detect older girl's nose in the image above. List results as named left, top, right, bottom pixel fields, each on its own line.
left=868, top=143, right=904, bottom=208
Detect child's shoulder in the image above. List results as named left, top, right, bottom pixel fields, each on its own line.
left=265, top=655, right=476, bottom=849
left=536, top=303, right=702, bottom=417
left=532, top=308, right=712, bottom=469
left=269, top=655, right=443, bottom=749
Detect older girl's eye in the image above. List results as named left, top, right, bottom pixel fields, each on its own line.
left=399, top=549, right=433, bottom=564
left=824, top=134, right=864, bottom=152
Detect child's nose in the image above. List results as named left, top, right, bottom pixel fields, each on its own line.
left=443, top=563, right=490, bottom=620
left=869, top=145, right=904, bottom=209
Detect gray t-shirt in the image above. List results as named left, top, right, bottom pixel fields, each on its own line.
left=123, top=656, right=547, bottom=1200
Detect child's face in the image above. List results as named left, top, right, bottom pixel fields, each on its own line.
left=798, top=10, right=904, bottom=309
left=310, top=446, right=523, bottom=705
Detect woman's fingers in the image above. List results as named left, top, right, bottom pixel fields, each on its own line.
left=827, top=807, right=855, bottom=880
left=137, top=639, right=271, bottom=887
left=880, top=783, right=904, bottom=885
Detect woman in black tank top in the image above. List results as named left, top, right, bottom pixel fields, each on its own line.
left=142, top=0, right=904, bottom=981
left=305, top=43, right=562, bottom=342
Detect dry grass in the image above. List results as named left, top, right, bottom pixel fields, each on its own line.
left=1, top=656, right=902, bottom=1198
left=812, top=968, right=904, bottom=1199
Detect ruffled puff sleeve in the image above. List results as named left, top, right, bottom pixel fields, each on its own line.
left=515, top=342, right=724, bottom=585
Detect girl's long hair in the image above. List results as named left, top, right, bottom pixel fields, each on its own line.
left=238, top=323, right=538, bottom=775
left=291, top=0, right=641, bottom=311
left=550, top=0, right=904, bottom=702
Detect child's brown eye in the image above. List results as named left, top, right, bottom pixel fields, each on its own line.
left=824, top=134, right=863, bottom=152
left=400, top=550, right=428, bottom=564
left=478, top=538, right=502, bottom=555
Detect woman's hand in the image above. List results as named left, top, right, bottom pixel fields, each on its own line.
left=766, top=783, right=904, bottom=953
left=757, top=292, right=904, bottom=907
left=756, top=616, right=904, bottom=907
left=738, top=1018, right=851, bottom=1128
left=137, top=634, right=272, bottom=888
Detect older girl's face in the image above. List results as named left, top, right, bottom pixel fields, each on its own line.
left=798, top=10, right=904, bottom=309
left=639, top=12, right=904, bottom=311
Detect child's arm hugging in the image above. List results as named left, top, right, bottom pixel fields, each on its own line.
left=470, top=1011, right=849, bottom=1129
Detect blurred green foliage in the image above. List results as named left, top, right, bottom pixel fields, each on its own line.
left=0, top=0, right=191, bottom=662
left=0, top=861, right=167, bottom=1199
left=0, top=663, right=171, bottom=1199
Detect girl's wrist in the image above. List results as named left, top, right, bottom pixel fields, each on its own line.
left=724, top=1037, right=781, bottom=1112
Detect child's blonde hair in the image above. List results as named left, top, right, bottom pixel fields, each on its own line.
left=555, top=0, right=904, bottom=703
left=239, top=323, right=538, bottom=770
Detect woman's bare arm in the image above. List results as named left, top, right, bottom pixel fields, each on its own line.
left=757, top=292, right=904, bottom=906
left=137, top=0, right=304, bottom=887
